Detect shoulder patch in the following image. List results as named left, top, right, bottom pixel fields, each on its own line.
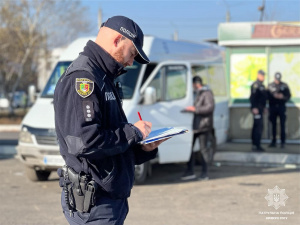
left=75, top=78, right=94, bottom=98
left=253, top=83, right=258, bottom=89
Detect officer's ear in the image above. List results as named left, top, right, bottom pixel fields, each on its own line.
left=113, top=34, right=123, bottom=47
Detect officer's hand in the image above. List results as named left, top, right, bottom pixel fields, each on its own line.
left=252, top=108, right=259, bottom=114
left=141, top=138, right=169, bottom=152
left=277, top=93, right=284, bottom=99
left=134, top=121, right=152, bottom=139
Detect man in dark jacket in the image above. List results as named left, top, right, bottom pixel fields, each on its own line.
left=54, top=16, right=165, bottom=225
left=250, top=70, right=267, bottom=152
left=268, top=72, right=291, bottom=148
left=181, top=76, right=215, bottom=180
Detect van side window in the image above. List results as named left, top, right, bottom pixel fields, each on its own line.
left=148, top=69, right=162, bottom=101
left=192, top=65, right=207, bottom=84
left=147, top=64, right=187, bottom=102
left=207, top=65, right=227, bottom=97
left=141, top=63, right=157, bottom=86
left=41, top=61, right=71, bottom=98
left=165, top=65, right=187, bottom=101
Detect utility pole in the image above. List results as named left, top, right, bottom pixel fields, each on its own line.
left=226, top=10, right=230, bottom=22
left=258, top=0, right=266, bottom=21
left=98, top=8, right=102, bottom=29
left=222, top=0, right=230, bottom=22
left=173, top=30, right=178, bottom=41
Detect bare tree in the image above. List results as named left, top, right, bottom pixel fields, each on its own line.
left=0, top=0, right=91, bottom=113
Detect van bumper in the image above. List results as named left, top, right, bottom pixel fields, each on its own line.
left=16, top=144, right=64, bottom=171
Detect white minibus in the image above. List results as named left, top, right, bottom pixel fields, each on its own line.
left=17, top=36, right=229, bottom=183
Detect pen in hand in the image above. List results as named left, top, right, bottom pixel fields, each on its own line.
left=135, top=111, right=152, bottom=140
left=138, top=111, right=142, bottom=120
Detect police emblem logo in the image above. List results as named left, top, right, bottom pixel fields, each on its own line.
left=75, top=78, right=94, bottom=98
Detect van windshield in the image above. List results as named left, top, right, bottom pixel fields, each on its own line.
left=41, top=61, right=141, bottom=99
left=41, top=61, right=71, bottom=98
left=115, top=62, right=141, bottom=99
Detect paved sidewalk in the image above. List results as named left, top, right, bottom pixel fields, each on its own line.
left=1, top=158, right=299, bottom=225
left=214, top=142, right=300, bottom=167
left=0, top=124, right=21, bottom=132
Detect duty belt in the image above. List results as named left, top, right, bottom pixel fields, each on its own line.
left=58, top=165, right=98, bottom=216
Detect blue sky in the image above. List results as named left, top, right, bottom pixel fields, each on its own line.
left=81, top=0, right=300, bottom=43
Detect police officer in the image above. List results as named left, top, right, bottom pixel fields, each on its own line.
left=54, top=16, right=165, bottom=225
left=250, top=70, right=267, bottom=152
left=268, top=72, right=291, bottom=148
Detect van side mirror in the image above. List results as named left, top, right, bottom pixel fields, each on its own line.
left=144, top=87, right=157, bottom=105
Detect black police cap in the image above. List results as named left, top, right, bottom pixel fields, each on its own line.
left=101, top=16, right=150, bottom=64
left=275, top=72, right=282, bottom=81
left=258, top=70, right=265, bottom=76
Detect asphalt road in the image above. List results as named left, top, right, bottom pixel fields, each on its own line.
left=0, top=147, right=299, bottom=225
left=0, top=131, right=19, bottom=145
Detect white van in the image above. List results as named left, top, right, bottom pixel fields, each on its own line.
left=17, top=36, right=229, bottom=183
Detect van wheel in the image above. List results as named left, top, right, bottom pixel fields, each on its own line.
left=134, top=162, right=151, bottom=185
left=25, top=167, right=51, bottom=181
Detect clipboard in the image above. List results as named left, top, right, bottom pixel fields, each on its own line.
left=138, top=127, right=189, bottom=145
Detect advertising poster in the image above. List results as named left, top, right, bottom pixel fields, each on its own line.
left=230, top=54, right=267, bottom=99
left=269, top=53, right=300, bottom=99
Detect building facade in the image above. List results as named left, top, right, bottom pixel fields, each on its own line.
left=218, top=22, right=300, bottom=143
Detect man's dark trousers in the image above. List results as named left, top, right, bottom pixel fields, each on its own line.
left=269, top=105, right=286, bottom=144
left=252, top=112, right=263, bottom=148
left=187, top=132, right=209, bottom=174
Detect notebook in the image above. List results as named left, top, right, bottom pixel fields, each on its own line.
left=138, top=127, right=188, bottom=145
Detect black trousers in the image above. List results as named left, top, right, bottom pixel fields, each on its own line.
left=269, top=105, right=286, bottom=144
left=251, top=112, right=263, bottom=147
left=61, top=191, right=129, bottom=225
left=187, top=130, right=215, bottom=174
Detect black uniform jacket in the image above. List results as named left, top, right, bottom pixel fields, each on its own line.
left=268, top=81, right=291, bottom=106
left=250, top=80, right=267, bottom=112
left=54, top=40, right=157, bottom=199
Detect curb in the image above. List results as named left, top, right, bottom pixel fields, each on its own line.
left=0, top=125, right=21, bottom=132
left=214, top=151, right=300, bottom=166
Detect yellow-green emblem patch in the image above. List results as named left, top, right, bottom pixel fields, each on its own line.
left=75, top=78, right=94, bottom=98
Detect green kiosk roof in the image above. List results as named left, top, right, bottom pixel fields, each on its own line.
left=218, top=22, right=300, bottom=46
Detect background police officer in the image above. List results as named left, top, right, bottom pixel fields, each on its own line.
left=268, top=72, right=291, bottom=148
left=250, top=70, right=267, bottom=152
left=54, top=16, right=165, bottom=225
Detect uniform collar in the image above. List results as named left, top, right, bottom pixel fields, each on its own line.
left=81, top=40, right=127, bottom=80
left=256, top=79, right=263, bottom=84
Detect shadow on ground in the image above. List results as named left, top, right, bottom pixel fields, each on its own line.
left=138, top=163, right=299, bottom=186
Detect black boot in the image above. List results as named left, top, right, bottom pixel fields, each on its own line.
left=268, top=141, right=276, bottom=148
